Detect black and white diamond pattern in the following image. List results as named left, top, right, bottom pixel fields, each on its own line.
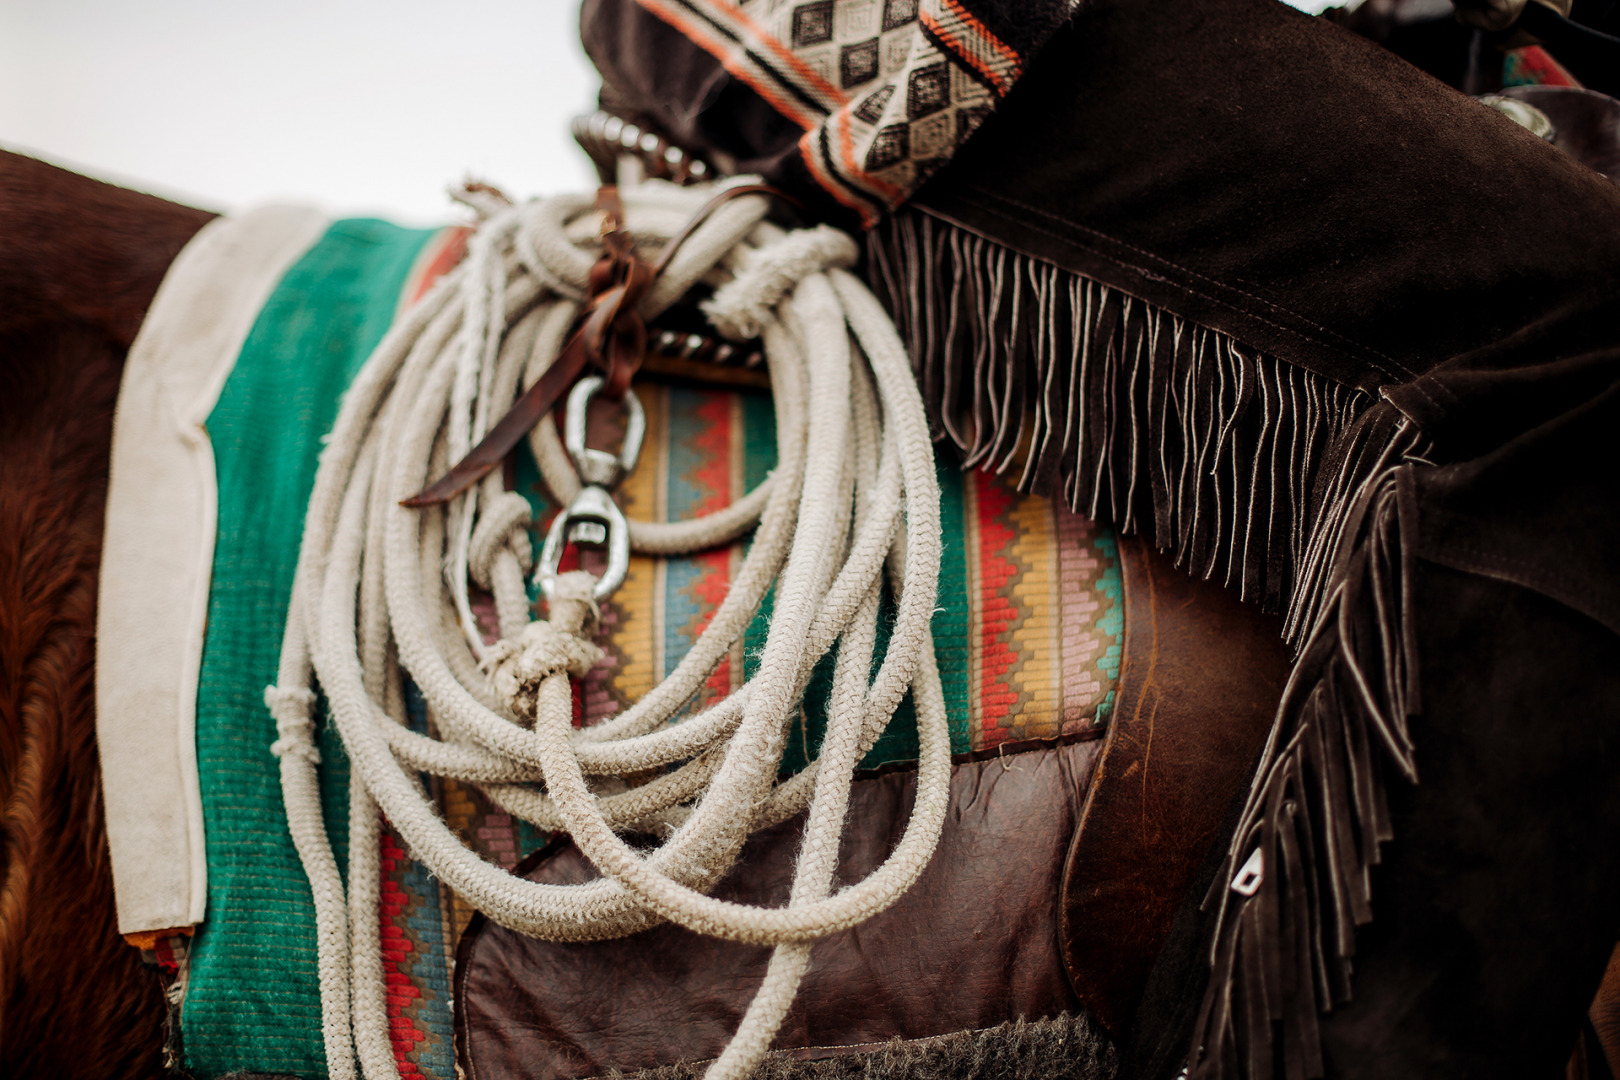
left=746, top=0, right=996, bottom=205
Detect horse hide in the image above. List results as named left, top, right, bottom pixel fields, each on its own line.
left=0, top=150, right=212, bottom=1080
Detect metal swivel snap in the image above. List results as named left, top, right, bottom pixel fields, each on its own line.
left=536, top=486, right=631, bottom=602
left=535, top=376, right=644, bottom=602
left=563, top=375, right=645, bottom=489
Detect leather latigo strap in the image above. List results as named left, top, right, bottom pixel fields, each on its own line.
left=405, top=183, right=784, bottom=508
left=451, top=537, right=1291, bottom=1075
left=1061, top=537, right=1291, bottom=1037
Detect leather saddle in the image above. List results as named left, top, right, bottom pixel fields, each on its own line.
left=454, top=528, right=1292, bottom=1077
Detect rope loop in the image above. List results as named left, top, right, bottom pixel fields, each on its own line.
left=271, top=179, right=947, bottom=1080
left=703, top=224, right=860, bottom=341
left=468, top=489, right=535, bottom=587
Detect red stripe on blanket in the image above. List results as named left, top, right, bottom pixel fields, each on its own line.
left=380, top=829, right=427, bottom=1074
left=973, top=471, right=1018, bottom=747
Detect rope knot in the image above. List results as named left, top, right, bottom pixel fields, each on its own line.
left=484, top=603, right=604, bottom=724
left=702, top=225, right=859, bottom=341
left=544, top=569, right=603, bottom=638
left=265, top=684, right=322, bottom=765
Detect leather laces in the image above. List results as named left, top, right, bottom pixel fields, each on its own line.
left=403, top=182, right=790, bottom=507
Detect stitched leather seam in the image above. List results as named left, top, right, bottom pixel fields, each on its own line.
left=1403, top=379, right=1453, bottom=416
left=1421, top=545, right=1619, bottom=635
left=931, top=185, right=1414, bottom=385
left=843, top=725, right=1105, bottom=782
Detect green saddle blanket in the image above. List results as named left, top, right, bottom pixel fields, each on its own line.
left=163, top=215, right=1121, bottom=1078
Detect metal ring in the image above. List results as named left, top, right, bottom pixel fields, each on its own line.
left=535, top=486, right=631, bottom=602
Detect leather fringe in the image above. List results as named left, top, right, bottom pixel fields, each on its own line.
left=1185, top=416, right=1426, bottom=1080
left=865, top=208, right=1432, bottom=1078
left=865, top=208, right=1376, bottom=635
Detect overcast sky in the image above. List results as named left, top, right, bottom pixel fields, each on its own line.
left=1, top=0, right=1340, bottom=224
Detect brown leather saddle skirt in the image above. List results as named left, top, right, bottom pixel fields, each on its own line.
left=455, top=535, right=1291, bottom=1078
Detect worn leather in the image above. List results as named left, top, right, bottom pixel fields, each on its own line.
left=456, top=736, right=1104, bottom=1080
left=910, top=0, right=1620, bottom=398
left=1305, top=562, right=1620, bottom=1079
left=455, top=535, right=1296, bottom=1077
left=572, top=2, right=1620, bottom=1074
left=584, top=0, right=1620, bottom=399
left=1061, top=536, right=1291, bottom=1037
left=1501, top=85, right=1620, bottom=182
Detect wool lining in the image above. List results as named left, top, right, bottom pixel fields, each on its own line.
left=600, top=1013, right=1117, bottom=1080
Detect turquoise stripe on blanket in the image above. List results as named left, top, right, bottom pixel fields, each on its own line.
left=184, top=218, right=439, bottom=1078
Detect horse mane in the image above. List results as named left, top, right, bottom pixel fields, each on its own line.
left=0, top=150, right=212, bottom=1078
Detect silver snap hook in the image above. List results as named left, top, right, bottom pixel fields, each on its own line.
left=535, top=486, right=631, bottom=602
left=564, top=376, right=645, bottom=489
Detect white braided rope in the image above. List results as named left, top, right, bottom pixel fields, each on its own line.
left=268, top=179, right=947, bottom=1080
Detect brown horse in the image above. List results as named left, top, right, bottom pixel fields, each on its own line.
left=0, top=150, right=211, bottom=1079
left=0, top=149, right=1262, bottom=1077
left=0, top=150, right=1277, bottom=1080
left=6, top=9, right=1620, bottom=1065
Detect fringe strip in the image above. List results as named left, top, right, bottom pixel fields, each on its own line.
left=865, top=207, right=1433, bottom=1079
left=865, top=207, right=1375, bottom=634
left=1187, top=421, right=1425, bottom=1080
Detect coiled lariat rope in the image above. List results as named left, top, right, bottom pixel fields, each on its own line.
left=264, top=180, right=948, bottom=1080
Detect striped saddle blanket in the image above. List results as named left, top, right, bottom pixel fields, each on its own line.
left=97, top=209, right=1129, bottom=1078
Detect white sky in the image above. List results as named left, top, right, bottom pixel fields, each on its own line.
left=0, top=0, right=600, bottom=224
left=0, top=0, right=1340, bottom=225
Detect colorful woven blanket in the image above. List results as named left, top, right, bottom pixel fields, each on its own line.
left=98, top=209, right=1123, bottom=1078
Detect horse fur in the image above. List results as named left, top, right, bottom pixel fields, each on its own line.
left=0, top=150, right=211, bottom=1079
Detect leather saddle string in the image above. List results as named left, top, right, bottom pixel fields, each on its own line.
left=403, top=182, right=789, bottom=508
left=266, top=182, right=950, bottom=1080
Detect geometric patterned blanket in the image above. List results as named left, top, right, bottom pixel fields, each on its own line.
left=111, top=215, right=1122, bottom=1078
